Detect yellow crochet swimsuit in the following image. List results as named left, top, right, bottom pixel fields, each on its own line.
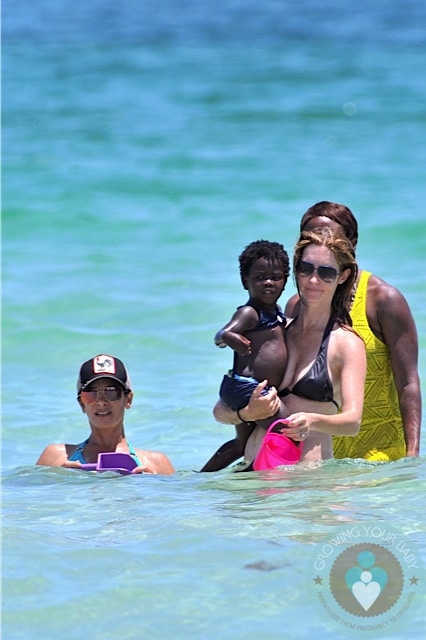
left=333, top=270, right=406, bottom=461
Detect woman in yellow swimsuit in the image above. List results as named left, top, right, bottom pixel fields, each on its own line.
left=286, top=201, right=421, bottom=460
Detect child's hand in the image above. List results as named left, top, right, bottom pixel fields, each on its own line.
left=223, top=332, right=252, bottom=355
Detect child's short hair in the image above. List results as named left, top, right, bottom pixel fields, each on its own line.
left=239, top=240, right=290, bottom=285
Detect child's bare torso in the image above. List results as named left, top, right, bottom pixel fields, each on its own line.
left=233, top=324, right=287, bottom=388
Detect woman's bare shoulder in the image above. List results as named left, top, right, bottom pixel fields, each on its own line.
left=333, top=324, right=365, bottom=356
left=36, top=442, right=68, bottom=466
left=134, top=448, right=175, bottom=475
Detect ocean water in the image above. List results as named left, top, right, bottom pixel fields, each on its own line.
left=2, top=1, right=426, bottom=638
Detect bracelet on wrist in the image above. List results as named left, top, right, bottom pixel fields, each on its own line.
left=237, top=408, right=253, bottom=424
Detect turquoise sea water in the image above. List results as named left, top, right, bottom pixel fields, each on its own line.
left=2, top=1, right=426, bottom=638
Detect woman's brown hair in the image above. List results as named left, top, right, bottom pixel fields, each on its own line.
left=293, top=227, right=357, bottom=326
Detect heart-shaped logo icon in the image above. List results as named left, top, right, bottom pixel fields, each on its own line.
left=351, top=574, right=382, bottom=611
left=330, top=542, right=404, bottom=621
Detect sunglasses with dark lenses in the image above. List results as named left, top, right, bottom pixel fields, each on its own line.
left=296, top=260, right=339, bottom=283
left=80, top=386, right=125, bottom=404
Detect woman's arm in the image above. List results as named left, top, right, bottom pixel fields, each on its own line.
left=374, top=280, right=421, bottom=456
left=213, top=380, right=280, bottom=424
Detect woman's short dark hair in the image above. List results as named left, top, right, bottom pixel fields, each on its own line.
left=300, top=201, right=358, bottom=249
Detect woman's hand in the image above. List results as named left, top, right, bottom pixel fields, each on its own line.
left=61, top=460, right=83, bottom=469
left=213, top=380, right=279, bottom=425
left=240, top=381, right=280, bottom=422
left=284, top=412, right=311, bottom=442
left=131, top=465, right=156, bottom=474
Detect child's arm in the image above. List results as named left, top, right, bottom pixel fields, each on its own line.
left=214, top=306, right=259, bottom=356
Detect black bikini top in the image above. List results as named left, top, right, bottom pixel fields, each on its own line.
left=279, top=316, right=339, bottom=409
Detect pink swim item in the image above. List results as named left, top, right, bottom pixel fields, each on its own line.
left=253, top=419, right=303, bottom=470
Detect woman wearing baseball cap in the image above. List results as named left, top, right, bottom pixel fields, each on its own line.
left=36, top=354, right=175, bottom=475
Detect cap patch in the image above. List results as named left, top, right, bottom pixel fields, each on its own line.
left=93, top=355, right=116, bottom=375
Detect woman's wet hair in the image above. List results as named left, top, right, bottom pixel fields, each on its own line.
left=299, top=201, right=358, bottom=249
left=293, top=227, right=358, bottom=326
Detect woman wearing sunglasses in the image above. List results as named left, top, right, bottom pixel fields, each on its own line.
left=289, top=201, right=420, bottom=461
left=212, top=227, right=367, bottom=465
left=36, top=354, right=175, bottom=475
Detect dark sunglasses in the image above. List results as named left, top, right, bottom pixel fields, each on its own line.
left=79, top=386, right=126, bottom=404
left=296, top=260, right=339, bottom=283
